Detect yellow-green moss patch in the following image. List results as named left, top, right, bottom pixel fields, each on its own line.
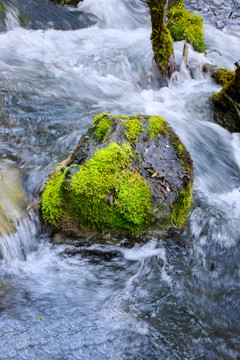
left=148, top=0, right=174, bottom=73
left=148, top=116, right=168, bottom=140
left=41, top=169, right=67, bottom=225
left=170, top=185, right=192, bottom=227
left=211, top=68, right=235, bottom=86
left=42, top=142, right=151, bottom=233
left=94, top=114, right=112, bottom=141
left=167, top=5, right=205, bottom=53
left=70, top=143, right=151, bottom=232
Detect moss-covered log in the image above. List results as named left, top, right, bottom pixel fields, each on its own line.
left=41, top=114, right=194, bottom=239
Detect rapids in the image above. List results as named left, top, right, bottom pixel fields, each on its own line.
left=0, top=0, right=240, bottom=358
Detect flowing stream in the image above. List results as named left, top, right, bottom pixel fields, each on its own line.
left=0, top=0, right=240, bottom=358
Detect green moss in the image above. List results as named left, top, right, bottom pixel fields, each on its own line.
left=152, top=27, right=174, bottom=73
left=18, top=12, right=30, bottom=26
left=148, top=0, right=174, bottom=73
left=167, top=6, right=205, bottom=53
left=211, top=68, right=235, bottom=86
left=42, top=142, right=151, bottom=233
left=0, top=3, right=5, bottom=20
left=94, top=114, right=112, bottom=141
left=93, top=112, right=108, bottom=124
left=212, top=63, right=240, bottom=108
left=169, top=128, right=193, bottom=178
left=170, top=185, right=192, bottom=227
left=41, top=169, right=67, bottom=225
left=148, top=116, right=168, bottom=140
left=120, top=115, right=144, bottom=143
left=70, top=142, right=151, bottom=232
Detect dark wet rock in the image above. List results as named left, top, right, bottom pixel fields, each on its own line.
left=49, top=0, right=83, bottom=6
left=0, top=0, right=97, bottom=32
left=41, top=114, right=194, bottom=240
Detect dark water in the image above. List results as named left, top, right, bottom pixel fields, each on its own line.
left=0, top=0, right=240, bottom=359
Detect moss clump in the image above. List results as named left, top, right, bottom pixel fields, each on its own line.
left=122, top=116, right=144, bottom=143
left=70, top=143, right=151, bottom=232
left=211, top=68, right=235, bottom=86
left=170, top=185, right=192, bottom=226
left=212, top=63, right=240, bottom=109
left=42, top=142, right=151, bottom=233
left=94, top=113, right=112, bottom=141
left=148, top=116, right=168, bottom=140
left=167, top=5, right=205, bottom=53
left=41, top=169, right=67, bottom=225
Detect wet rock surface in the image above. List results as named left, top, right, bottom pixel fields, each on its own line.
left=41, top=114, right=194, bottom=239
left=0, top=0, right=97, bottom=32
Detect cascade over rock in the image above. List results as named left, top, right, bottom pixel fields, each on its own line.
left=41, top=114, right=194, bottom=239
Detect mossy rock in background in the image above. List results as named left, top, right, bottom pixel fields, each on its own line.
left=147, top=0, right=205, bottom=78
left=41, top=114, right=194, bottom=239
left=212, top=63, right=240, bottom=132
left=167, top=0, right=205, bottom=53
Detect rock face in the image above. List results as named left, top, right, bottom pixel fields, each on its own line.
left=41, top=114, right=194, bottom=237
left=212, top=63, right=240, bottom=132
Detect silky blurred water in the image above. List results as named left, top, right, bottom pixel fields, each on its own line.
left=0, top=0, right=240, bottom=358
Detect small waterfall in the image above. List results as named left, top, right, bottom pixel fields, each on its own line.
left=0, top=0, right=20, bottom=30
left=0, top=162, right=40, bottom=261
left=0, top=209, right=41, bottom=261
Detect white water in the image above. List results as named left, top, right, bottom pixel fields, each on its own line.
left=0, top=0, right=240, bottom=358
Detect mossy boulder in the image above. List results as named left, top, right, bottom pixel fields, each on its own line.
left=212, top=63, right=240, bottom=132
left=41, top=114, right=193, bottom=238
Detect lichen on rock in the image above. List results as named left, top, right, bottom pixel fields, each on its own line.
left=41, top=114, right=194, bottom=238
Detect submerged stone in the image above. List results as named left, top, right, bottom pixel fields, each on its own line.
left=41, top=114, right=194, bottom=238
